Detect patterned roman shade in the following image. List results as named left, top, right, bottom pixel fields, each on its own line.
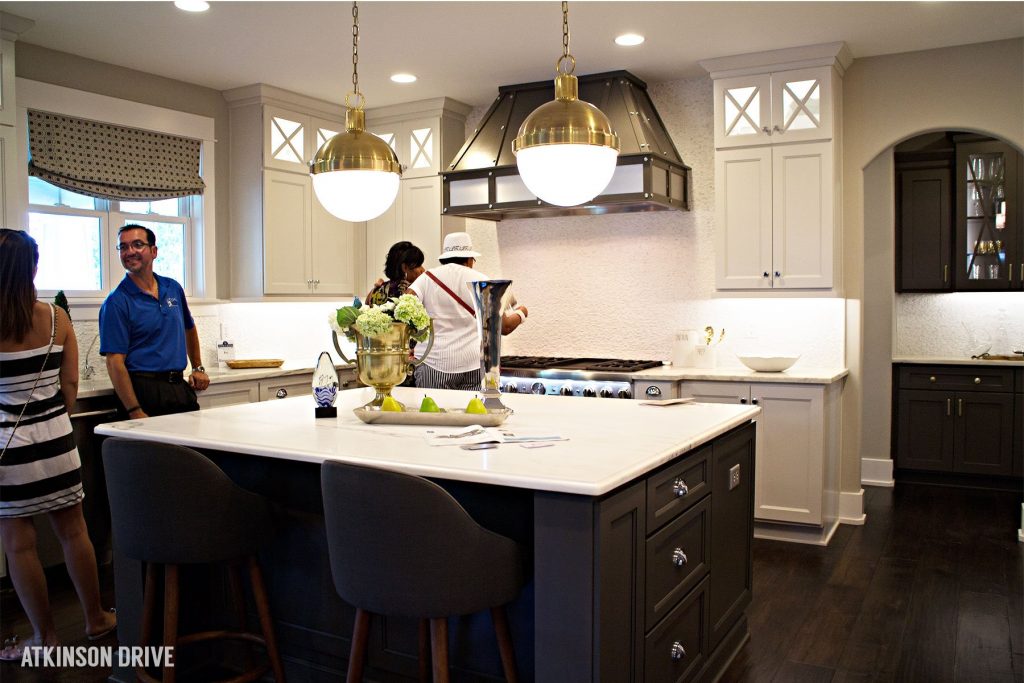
left=27, top=110, right=205, bottom=200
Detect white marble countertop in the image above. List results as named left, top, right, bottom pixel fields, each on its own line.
left=893, top=356, right=1024, bottom=367
left=78, top=362, right=357, bottom=399
left=632, top=365, right=849, bottom=384
left=94, top=386, right=760, bottom=496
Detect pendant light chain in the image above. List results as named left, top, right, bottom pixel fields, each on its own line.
left=557, top=1, right=575, bottom=75
left=351, top=1, right=360, bottom=98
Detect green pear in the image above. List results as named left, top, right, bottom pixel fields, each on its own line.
left=420, top=395, right=441, bottom=413
left=466, top=396, right=487, bottom=414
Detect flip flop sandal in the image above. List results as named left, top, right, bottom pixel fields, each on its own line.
left=86, top=608, right=118, bottom=641
left=0, top=636, right=25, bottom=663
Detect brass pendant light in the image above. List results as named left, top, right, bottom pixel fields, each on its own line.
left=310, top=1, right=402, bottom=222
left=512, top=1, right=620, bottom=207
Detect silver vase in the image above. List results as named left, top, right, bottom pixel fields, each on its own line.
left=469, top=279, right=512, bottom=410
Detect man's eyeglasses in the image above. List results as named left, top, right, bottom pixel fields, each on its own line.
left=115, top=240, right=151, bottom=252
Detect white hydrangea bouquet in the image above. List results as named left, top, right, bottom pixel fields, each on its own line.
left=329, top=294, right=431, bottom=342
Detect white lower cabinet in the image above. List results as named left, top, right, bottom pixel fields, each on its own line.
left=679, top=380, right=841, bottom=543
left=197, top=380, right=260, bottom=409
left=198, top=369, right=358, bottom=408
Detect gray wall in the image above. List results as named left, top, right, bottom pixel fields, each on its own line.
left=16, top=42, right=232, bottom=298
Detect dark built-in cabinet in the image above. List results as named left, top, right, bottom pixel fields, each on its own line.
left=896, top=133, right=1023, bottom=292
left=894, top=364, right=1021, bottom=478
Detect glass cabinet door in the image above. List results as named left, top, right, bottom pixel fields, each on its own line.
left=956, top=140, right=1020, bottom=290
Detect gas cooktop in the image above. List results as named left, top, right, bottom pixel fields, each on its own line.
left=501, top=356, right=662, bottom=373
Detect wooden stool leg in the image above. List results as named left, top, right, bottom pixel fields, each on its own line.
left=418, top=619, right=432, bottom=683
left=163, top=564, right=179, bottom=683
left=139, top=563, right=157, bottom=648
left=248, top=555, right=287, bottom=683
left=429, top=618, right=450, bottom=683
left=227, top=561, right=249, bottom=629
left=347, top=608, right=371, bottom=683
left=491, top=606, right=519, bottom=683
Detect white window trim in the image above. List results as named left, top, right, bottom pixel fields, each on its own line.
left=15, top=77, right=216, bottom=302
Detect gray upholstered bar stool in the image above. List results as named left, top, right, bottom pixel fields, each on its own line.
left=321, top=460, right=524, bottom=683
left=103, top=438, right=286, bottom=683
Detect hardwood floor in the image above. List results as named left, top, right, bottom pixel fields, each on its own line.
left=723, top=484, right=1024, bottom=683
left=1, top=483, right=1021, bottom=682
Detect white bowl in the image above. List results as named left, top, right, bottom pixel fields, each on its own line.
left=737, top=355, right=800, bottom=372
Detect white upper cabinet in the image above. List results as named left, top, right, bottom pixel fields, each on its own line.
left=366, top=99, right=471, bottom=178
left=225, top=85, right=356, bottom=298
left=713, top=66, right=834, bottom=148
left=703, top=43, right=851, bottom=292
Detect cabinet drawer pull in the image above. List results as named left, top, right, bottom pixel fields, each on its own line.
left=670, top=641, right=687, bottom=661
left=671, top=548, right=688, bottom=567
left=957, top=398, right=963, bottom=417
left=276, top=388, right=288, bottom=399
left=946, top=398, right=951, bottom=417
left=672, top=478, right=689, bottom=498
left=974, top=377, right=981, bottom=385
left=943, top=264, right=949, bottom=283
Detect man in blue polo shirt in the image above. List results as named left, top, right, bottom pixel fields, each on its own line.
left=99, top=224, right=209, bottom=417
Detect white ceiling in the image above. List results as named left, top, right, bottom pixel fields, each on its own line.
left=2, top=1, right=1022, bottom=109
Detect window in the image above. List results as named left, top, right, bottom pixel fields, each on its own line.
left=19, top=79, right=217, bottom=301
left=28, top=176, right=196, bottom=297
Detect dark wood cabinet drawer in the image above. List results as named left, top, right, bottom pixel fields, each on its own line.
left=644, top=576, right=708, bottom=683
left=898, top=365, right=1015, bottom=392
left=647, top=445, right=710, bottom=533
left=645, top=496, right=709, bottom=630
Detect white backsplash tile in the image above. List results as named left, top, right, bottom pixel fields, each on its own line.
left=896, top=292, right=1024, bottom=357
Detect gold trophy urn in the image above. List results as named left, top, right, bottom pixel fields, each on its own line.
left=333, top=321, right=434, bottom=409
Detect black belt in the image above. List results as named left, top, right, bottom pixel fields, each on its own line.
left=130, top=370, right=185, bottom=383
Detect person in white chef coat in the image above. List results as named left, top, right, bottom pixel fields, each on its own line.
left=408, top=232, right=528, bottom=391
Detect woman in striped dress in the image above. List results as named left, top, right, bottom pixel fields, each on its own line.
left=0, top=229, right=116, bottom=660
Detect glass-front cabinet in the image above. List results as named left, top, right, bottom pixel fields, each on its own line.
left=956, top=140, right=1021, bottom=291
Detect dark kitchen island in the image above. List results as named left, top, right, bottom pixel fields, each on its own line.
left=96, top=387, right=759, bottom=682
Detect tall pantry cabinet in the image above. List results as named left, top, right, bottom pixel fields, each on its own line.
left=701, top=43, right=852, bottom=291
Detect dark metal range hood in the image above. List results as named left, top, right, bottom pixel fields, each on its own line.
left=441, top=70, right=691, bottom=221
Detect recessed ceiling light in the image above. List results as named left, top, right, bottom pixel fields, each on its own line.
left=615, top=33, right=645, bottom=47
left=174, top=0, right=210, bottom=12
left=390, top=73, right=417, bottom=84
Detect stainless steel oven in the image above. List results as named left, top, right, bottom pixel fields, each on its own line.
left=498, top=356, right=663, bottom=399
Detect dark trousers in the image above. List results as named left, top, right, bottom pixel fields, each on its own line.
left=128, top=373, right=200, bottom=417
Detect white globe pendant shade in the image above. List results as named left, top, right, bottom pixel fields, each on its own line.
left=515, top=144, right=618, bottom=207
left=309, top=107, right=402, bottom=222
left=513, top=72, right=620, bottom=207
left=312, top=170, right=400, bottom=222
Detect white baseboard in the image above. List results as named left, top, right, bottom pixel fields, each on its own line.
left=861, top=457, right=894, bottom=487
left=754, top=519, right=840, bottom=546
left=839, top=489, right=866, bottom=525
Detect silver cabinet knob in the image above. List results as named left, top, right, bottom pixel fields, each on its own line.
left=275, top=388, right=288, bottom=399
left=974, top=377, right=981, bottom=384
left=775, top=271, right=781, bottom=278
left=672, top=478, right=689, bottom=497
left=670, top=641, right=687, bottom=661
left=672, top=548, right=688, bottom=567
left=740, top=398, right=747, bottom=404
left=752, top=397, right=759, bottom=405
left=762, top=271, right=770, bottom=278
left=772, top=125, right=781, bottom=133
left=929, top=376, right=937, bottom=383
left=761, top=126, right=771, bottom=134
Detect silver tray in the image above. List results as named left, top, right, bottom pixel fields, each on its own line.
left=353, top=406, right=513, bottom=427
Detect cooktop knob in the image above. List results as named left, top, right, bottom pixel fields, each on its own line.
left=582, top=386, right=597, bottom=398
left=599, top=387, right=614, bottom=398
left=502, top=383, right=518, bottom=393
left=617, top=388, right=633, bottom=399
left=559, top=385, right=574, bottom=396
left=531, top=382, right=546, bottom=395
